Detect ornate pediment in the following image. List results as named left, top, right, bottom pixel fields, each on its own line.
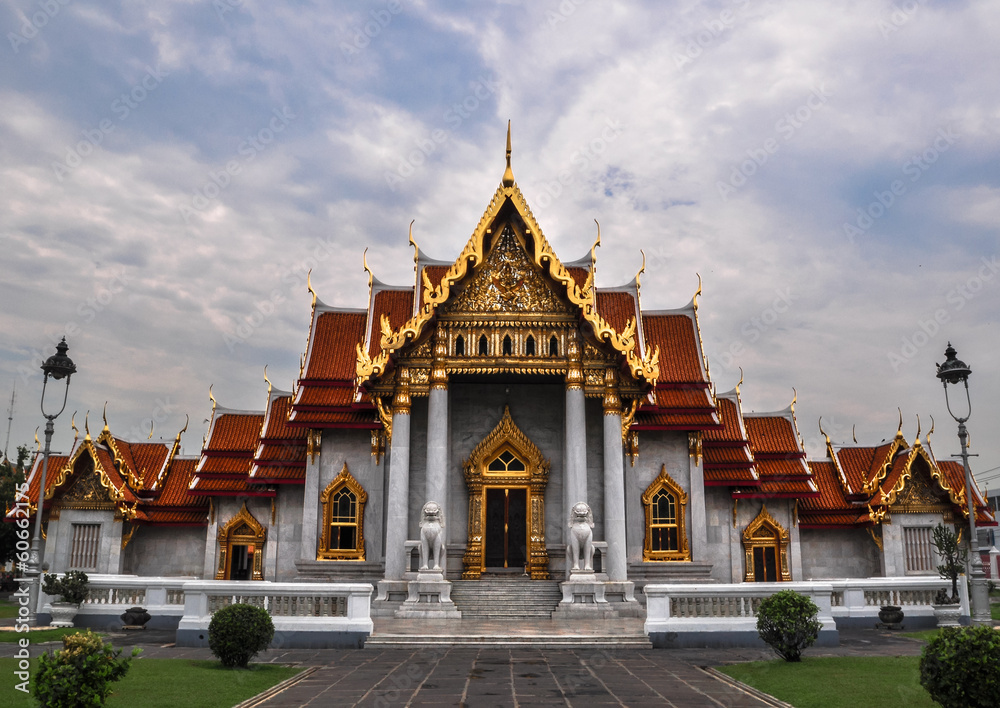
left=55, top=454, right=117, bottom=510
left=443, top=224, right=571, bottom=316
left=891, top=464, right=951, bottom=513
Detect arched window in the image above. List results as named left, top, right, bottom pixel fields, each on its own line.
left=479, top=334, right=489, bottom=355
left=549, top=335, right=559, bottom=356
left=317, top=463, right=367, bottom=560
left=525, top=335, right=536, bottom=356
left=455, top=335, right=465, bottom=356
left=502, top=335, right=512, bottom=356
left=641, top=465, right=690, bottom=561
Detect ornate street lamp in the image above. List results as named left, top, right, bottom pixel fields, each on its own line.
left=935, top=342, right=990, bottom=625
left=25, top=337, right=77, bottom=626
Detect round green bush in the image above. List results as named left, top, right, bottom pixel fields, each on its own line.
left=755, top=590, right=822, bottom=662
left=208, top=603, right=275, bottom=668
left=920, top=626, right=1000, bottom=708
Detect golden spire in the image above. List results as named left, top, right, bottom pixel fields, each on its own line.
left=852, top=424, right=858, bottom=444
left=819, top=416, right=831, bottom=446
left=408, top=220, right=418, bottom=272
left=264, top=365, right=272, bottom=396
left=102, top=402, right=110, bottom=432
left=209, top=384, right=217, bottom=415
left=590, top=220, right=601, bottom=277
left=502, top=120, right=514, bottom=187
left=363, top=248, right=373, bottom=290
left=306, top=269, right=317, bottom=309
left=915, top=413, right=922, bottom=443
left=636, top=249, right=646, bottom=288
left=34, top=427, right=40, bottom=451
left=147, top=420, right=154, bottom=440
left=735, top=367, right=744, bottom=395
left=71, top=412, right=79, bottom=444
left=895, top=407, right=903, bottom=438
left=693, top=273, right=703, bottom=311
left=84, top=411, right=91, bottom=440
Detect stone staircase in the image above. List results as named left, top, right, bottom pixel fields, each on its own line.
left=450, top=578, right=562, bottom=619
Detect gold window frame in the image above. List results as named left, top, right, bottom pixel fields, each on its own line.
left=317, top=463, right=367, bottom=561
left=742, top=505, right=791, bottom=582
left=641, top=465, right=691, bottom=561
left=216, top=502, right=266, bottom=580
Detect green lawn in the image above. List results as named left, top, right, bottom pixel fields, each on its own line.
left=0, top=628, right=83, bottom=643
left=720, top=656, right=936, bottom=708
left=0, top=657, right=301, bottom=708
left=0, top=598, right=20, bottom=619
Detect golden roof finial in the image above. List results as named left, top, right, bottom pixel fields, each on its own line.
left=408, top=220, right=418, bottom=271
left=636, top=249, right=646, bottom=289
left=819, top=417, right=831, bottom=446
left=502, top=120, right=514, bottom=187
left=852, top=424, right=858, bottom=444
left=928, top=415, right=935, bottom=439
left=34, top=427, right=40, bottom=451
left=306, top=269, right=317, bottom=309
left=102, top=402, right=110, bottom=432
left=363, top=248, right=373, bottom=291
left=693, top=273, right=703, bottom=311
left=790, top=387, right=797, bottom=413
left=147, top=420, right=154, bottom=440
left=736, top=367, right=744, bottom=393
left=591, top=220, right=601, bottom=275
left=896, top=407, right=903, bottom=438
left=264, top=365, right=272, bottom=396
left=71, top=412, right=79, bottom=444
left=209, top=384, right=217, bottom=415
left=915, top=413, right=922, bottom=442
left=84, top=411, right=91, bottom=440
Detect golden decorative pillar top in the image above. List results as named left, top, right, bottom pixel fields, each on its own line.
left=393, top=367, right=412, bottom=414
left=431, top=333, right=448, bottom=390
left=603, top=367, right=621, bottom=414
left=566, top=330, right=583, bottom=390
left=502, top=120, right=514, bottom=187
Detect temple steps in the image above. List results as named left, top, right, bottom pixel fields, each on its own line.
left=450, top=579, right=562, bottom=619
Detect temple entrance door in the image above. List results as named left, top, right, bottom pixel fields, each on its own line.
left=229, top=544, right=252, bottom=581
left=752, top=545, right=778, bottom=582
left=484, top=487, right=527, bottom=570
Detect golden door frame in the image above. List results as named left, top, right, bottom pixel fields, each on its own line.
left=742, top=505, right=791, bottom=582
left=462, top=406, right=550, bottom=579
left=215, top=502, right=266, bottom=580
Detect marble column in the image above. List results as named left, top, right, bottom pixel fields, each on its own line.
left=299, top=430, right=321, bottom=561
left=383, top=368, right=412, bottom=581
left=425, top=337, right=449, bottom=520
left=564, top=334, right=587, bottom=519
left=602, top=370, right=628, bottom=582
left=688, top=432, right=708, bottom=562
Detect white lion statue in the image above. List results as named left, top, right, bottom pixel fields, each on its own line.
left=419, top=501, right=446, bottom=571
left=567, top=501, right=595, bottom=572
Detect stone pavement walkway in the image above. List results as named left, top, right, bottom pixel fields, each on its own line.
left=0, top=628, right=931, bottom=707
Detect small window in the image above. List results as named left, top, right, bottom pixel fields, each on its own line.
left=649, top=490, right=679, bottom=552
left=525, top=335, right=535, bottom=356
left=455, top=335, right=465, bottom=356
left=318, top=464, right=368, bottom=560
left=479, top=335, right=489, bottom=355
left=70, top=524, right=101, bottom=570
left=903, top=527, right=934, bottom=573
left=549, top=335, right=559, bottom=356
left=487, top=450, right=526, bottom=473
left=502, top=335, right=512, bottom=355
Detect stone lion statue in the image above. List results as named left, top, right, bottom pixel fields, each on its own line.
left=419, top=501, right=446, bottom=571
left=567, top=501, right=595, bottom=572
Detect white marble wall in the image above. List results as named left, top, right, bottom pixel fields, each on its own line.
left=704, top=487, right=736, bottom=582
left=318, top=428, right=385, bottom=563
left=800, top=528, right=881, bottom=579
left=624, top=432, right=691, bottom=566
left=44, top=509, right=122, bottom=575
left=128, top=526, right=206, bottom=577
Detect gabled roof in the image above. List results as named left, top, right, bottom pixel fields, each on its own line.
left=250, top=389, right=307, bottom=485
left=702, top=389, right=759, bottom=486
left=739, top=407, right=818, bottom=498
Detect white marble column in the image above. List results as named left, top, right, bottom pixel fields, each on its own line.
left=425, top=337, right=449, bottom=518
left=564, top=334, right=588, bottom=517
left=602, top=411, right=627, bottom=581
left=688, top=433, right=707, bottom=562
left=299, top=430, right=321, bottom=560
left=383, top=369, right=412, bottom=581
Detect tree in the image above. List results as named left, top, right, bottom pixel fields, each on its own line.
left=0, top=445, right=30, bottom=565
left=931, top=523, right=966, bottom=604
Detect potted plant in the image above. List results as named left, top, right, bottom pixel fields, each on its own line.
left=930, top=524, right=964, bottom=627
left=41, top=570, right=89, bottom=627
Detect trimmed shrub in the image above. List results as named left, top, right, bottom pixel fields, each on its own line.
left=208, top=603, right=275, bottom=668
left=920, top=625, right=1000, bottom=708
left=755, top=590, right=822, bottom=662
left=42, top=570, right=90, bottom=604
left=34, top=630, right=139, bottom=708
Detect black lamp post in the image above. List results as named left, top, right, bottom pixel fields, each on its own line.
left=935, top=342, right=990, bottom=625
left=25, top=337, right=76, bottom=626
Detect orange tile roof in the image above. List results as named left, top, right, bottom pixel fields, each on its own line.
left=753, top=478, right=819, bottom=497
left=22, top=453, right=69, bottom=504
left=641, top=314, right=706, bottom=383
left=136, top=508, right=208, bottom=525
left=128, top=441, right=170, bottom=486
left=248, top=465, right=306, bottom=483
left=368, top=289, right=415, bottom=358
left=567, top=267, right=590, bottom=291
left=288, top=409, right=380, bottom=427
left=92, top=446, right=139, bottom=503
left=835, top=445, right=891, bottom=498
left=744, top=416, right=802, bottom=457
left=633, top=410, right=720, bottom=429
left=704, top=467, right=760, bottom=485
left=704, top=447, right=754, bottom=465
left=798, top=512, right=870, bottom=528
left=704, top=397, right=747, bottom=443
left=149, top=457, right=207, bottom=508
left=202, top=412, right=264, bottom=454
left=303, top=311, right=367, bottom=381
left=651, top=388, right=714, bottom=410
left=189, top=475, right=275, bottom=497
left=197, top=456, right=253, bottom=476
left=293, top=385, right=357, bottom=409
left=596, top=291, right=637, bottom=351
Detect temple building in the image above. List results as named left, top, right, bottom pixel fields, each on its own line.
left=11, top=132, right=996, bottom=617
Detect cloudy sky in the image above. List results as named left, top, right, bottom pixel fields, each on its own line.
left=3, top=0, right=999, bottom=493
